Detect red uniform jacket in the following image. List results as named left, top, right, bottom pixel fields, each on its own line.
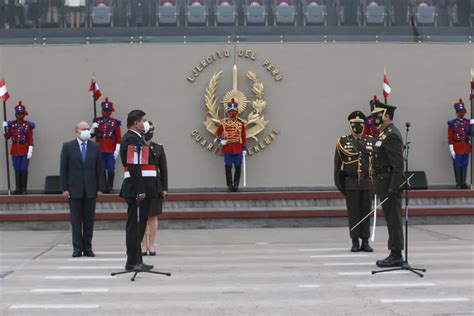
left=5, top=120, right=34, bottom=156
left=92, top=117, right=122, bottom=153
left=448, top=118, right=471, bottom=154
left=215, top=118, right=246, bottom=154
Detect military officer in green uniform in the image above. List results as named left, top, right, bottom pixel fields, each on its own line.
left=334, top=110, right=376, bottom=253
left=141, top=121, right=168, bottom=256
left=371, top=102, right=405, bottom=268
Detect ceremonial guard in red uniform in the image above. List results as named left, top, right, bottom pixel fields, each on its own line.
left=2, top=101, right=35, bottom=194
left=215, top=98, right=247, bottom=192
left=91, top=97, right=122, bottom=193
left=448, top=99, right=473, bottom=189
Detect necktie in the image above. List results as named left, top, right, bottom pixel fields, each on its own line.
left=81, top=142, right=87, bottom=162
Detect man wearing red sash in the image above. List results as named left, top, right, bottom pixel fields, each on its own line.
left=119, top=110, right=158, bottom=271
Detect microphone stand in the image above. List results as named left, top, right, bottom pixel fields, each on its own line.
left=112, top=134, right=171, bottom=281
left=372, top=122, right=426, bottom=277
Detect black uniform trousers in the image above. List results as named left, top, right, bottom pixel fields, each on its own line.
left=380, top=192, right=404, bottom=251
left=125, top=197, right=151, bottom=266
left=345, top=189, right=371, bottom=239
left=69, top=196, right=96, bottom=252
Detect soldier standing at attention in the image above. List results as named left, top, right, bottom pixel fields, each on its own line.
left=334, top=110, right=376, bottom=252
left=91, top=97, right=122, bottom=193
left=447, top=99, right=473, bottom=189
left=371, top=102, right=405, bottom=268
left=2, top=101, right=35, bottom=194
left=215, top=98, right=247, bottom=192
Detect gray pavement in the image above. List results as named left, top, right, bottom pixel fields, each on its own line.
left=0, top=225, right=473, bottom=315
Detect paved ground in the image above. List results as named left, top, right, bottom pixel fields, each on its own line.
left=0, top=225, right=473, bottom=315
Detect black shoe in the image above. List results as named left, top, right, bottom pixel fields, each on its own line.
left=231, top=185, right=239, bottom=192
left=83, top=250, right=95, bottom=257
left=149, top=251, right=156, bottom=256
left=351, top=239, right=360, bottom=252
left=376, top=253, right=404, bottom=267
left=125, top=264, right=138, bottom=271
left=360, top=239, right=373, bottom=252
left=137, top=263, right=154, bottom=271
left=72, top=250, right=82, bottom=257
left=227, top=186, right=233, bottom=192
left=141, top=251, right=147, bottom=256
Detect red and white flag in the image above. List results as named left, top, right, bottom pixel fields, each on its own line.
left=0, top=79, right=10, bottom=102
left=88, top=78, right=102, bottom=101
left=126, top=145, right=149, bottom=165
left=383, top=73, right=391, bottom=101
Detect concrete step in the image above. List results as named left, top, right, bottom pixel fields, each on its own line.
left=1, top=190, right=473, bottom=229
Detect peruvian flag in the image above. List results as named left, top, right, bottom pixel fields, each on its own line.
left=383, top=73, right=391, bottom=101
left=88, top=78, right=102, bottom=101
left=126, top=145, right=149, bottom=165
left=0, top=79, right=10, bottom=102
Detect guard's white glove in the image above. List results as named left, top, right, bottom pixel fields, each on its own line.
left=220, top=139, right=228, bottom=145
left=113, top=144, right=120, bottom=159
left=90, top=122, right=99, bottom=133
left=242, top=150, right=247, bottom=156
left=27, top=146, right=33, bottom=160
left=2, top=121, right=7, bottom=128
left=470, top=119, right=474, bottom=125
left=449, top=144, right=456, bottom=159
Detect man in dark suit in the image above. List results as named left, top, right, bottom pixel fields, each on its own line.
left=120, top=110, right=158, bottom=271
left=60, top=121, right=104, bottom=258
left=371, top=102, right=405, bottom=267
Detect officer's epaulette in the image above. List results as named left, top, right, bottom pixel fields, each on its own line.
left=28, top=121, right=35, bottom=129
left=336, top=136, right=358, bottom=157
left=115, top=118, right=122, bottom=126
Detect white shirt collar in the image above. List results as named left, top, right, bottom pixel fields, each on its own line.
left=129, top=129, right=143, bottom=138
left=77, top=138, right=88, bottom=146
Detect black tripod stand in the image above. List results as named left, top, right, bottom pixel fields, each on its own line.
left=372, top=122, right=426, bottom=277
left=111, top=139, right=171, bottom=281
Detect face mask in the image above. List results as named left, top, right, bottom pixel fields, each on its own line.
left=228, top=111, right=237, bottom=118
left=373, top=114, right=383, bottom=127
left=79, top=130, right=91, bottom=141
left=103, top=111, right=111, bottom=118
left=142, top=121, right=150, bottom=134
left=351, top=123, right=364, bottom=135
left=144, top=132, right=153, bottom=142
left=16, top=114, right=25, bottom=120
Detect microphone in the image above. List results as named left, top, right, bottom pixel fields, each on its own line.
left=405, top=122, right=411, bottom=128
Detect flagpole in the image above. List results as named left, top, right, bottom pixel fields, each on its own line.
left=92, top=75, right=97, bottom=119
left=2, top=99, right=11, bottom=195
left=384, top=67, right=388, bottom=104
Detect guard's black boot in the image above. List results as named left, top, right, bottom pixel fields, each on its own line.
left=21, top=171, right=28, bottom=194
left=232, top=165, right=241, bottom=192
left=225, top=165, right=233, bottom=192
left=103, top=171, right=110, bottom=193
left=461, top=166, right=469, bottom=189
left=360, top=238, right=373, bottom=252
left=107, top=171, right=115, bottom=193
left=454, top=166, right=462, bottom=189
left=351, top=238, right=360, bottom=252
left=376, top=250, right=403, bottom=268
left=13, top=172, right=21, bottom=195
